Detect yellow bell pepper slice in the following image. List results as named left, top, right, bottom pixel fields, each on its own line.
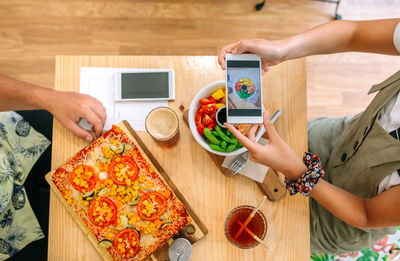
left=216, top=103, right=225, bottom=109
left=211, top=89, right=225, bottom=100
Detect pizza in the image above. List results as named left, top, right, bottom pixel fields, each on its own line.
left=51, top=124, right=189, bottom=260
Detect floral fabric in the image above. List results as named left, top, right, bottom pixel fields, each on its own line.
left=0, top=111, right=50, bottom=260
left=285, top=152, right=325, bottom=196
left=311, top=226, right=400, bottom=261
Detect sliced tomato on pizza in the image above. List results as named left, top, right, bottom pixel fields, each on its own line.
left=109, top=156, right=139, bottom=186
left=88, top=197, right=118, bottom=227
left=137, top=192, right=167, bottom=221
left=113, top=228, right=140, bottom=259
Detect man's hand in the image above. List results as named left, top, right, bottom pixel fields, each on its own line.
left=224, top=111, right=306, bottom=180
left=47, top=91, right=106, bottom=141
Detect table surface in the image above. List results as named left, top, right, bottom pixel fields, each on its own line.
left=49, top=56, right=309, bottom=260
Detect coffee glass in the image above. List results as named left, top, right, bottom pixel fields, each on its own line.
left=145, top=107, right=180, bottom=147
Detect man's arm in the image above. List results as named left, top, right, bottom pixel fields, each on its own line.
left=0, top=74, right=106, bottom=141
left=310, top=179, right=400, bottom=229
left=0, top=74, right=53, bottom=111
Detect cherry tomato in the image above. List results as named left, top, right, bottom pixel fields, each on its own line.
left=137, top=192, right=167, bottom=221
left=202, top=114, right=213, bottom=126
left=208, top=96, right=216, bottom=102
left=199, top=98, right=213, bottom=105
left=201, top=104, right=216, bottom=114
left=69, top=165, right=98, bottom=193
left=207, top=123, right=217, bottom=130
left=109, top=156, right=139, bottom=185
left=113, top=228, right=140, bottom=258
left=197, top=123, right=205, bottom=135
left=209, top=111, right=216, bottom=119
left=235, top=81, right=242, bottom=92
left=194, top=112, right=203, bottom=125
left=88, top=197, right=117, bottom=227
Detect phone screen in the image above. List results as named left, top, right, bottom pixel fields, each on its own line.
left=226, top=60, right=262, bottom=116
left=121, top=72, right=169, bottom=99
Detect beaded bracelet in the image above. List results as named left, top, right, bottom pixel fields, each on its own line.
left=285, top=152, right=325, bottom=196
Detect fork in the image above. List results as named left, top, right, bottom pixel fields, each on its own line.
left=226, top=110, right=281, bottom=176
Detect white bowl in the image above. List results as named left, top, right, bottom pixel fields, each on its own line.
left=188, top=80, right=265, bottom=156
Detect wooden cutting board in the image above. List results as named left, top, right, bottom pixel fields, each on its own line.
left=45, top=121, right=207, bottom=261
left=182, top=110, right=286, bottom=202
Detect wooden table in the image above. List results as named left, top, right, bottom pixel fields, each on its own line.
left=49, top=56, right=309, bottom=260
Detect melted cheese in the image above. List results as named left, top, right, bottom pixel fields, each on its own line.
left=53, top=128, right=189, bottom=261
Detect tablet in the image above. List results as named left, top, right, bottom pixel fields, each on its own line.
left=115, top=69, right=175, bottom=101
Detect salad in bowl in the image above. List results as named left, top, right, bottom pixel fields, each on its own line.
left=188, top=80, right=265, bottom=156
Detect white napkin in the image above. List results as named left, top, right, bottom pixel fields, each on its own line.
left=80, top=67, right=168, bottom=131
left=222, top=138, right=269, bottom=183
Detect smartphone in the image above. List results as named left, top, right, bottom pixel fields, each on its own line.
left=225, top=54, right=263, bottom=124
left=115, top=69, right=174, bottom=101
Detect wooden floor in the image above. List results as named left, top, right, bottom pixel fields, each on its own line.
left=0, top=0, right=399, bottom=120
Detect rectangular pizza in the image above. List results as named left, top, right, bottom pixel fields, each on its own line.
left=50, top=124, right=191, bottom=260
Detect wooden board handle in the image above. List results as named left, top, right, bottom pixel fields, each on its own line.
left=256, top=168, right=286, bottom=202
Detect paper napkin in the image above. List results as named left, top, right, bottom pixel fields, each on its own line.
left=222, top=138, right=269, bottom=183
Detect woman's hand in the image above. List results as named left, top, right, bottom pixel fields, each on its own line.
left=218, top=39, right=288, bottom=73
left=224, top=111, right=306, bottom=180
left=46, top=91, right=106, bottom=142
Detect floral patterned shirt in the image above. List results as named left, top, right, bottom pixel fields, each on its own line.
left=0, top=111, right=50, bottom=259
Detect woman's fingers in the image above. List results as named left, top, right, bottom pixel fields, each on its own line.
left=261, top=64, right=270, bottom=74
left=218, top=42, right=238, bottom=69
left=232, top=39, right=263, bottom=56
left=246, top=124, right=259, bottom=142
left=231, top=40, right=251, bottom=55
left=262, top=111, right=280, bottom=143
left=224, top=122, right=259, bottom=152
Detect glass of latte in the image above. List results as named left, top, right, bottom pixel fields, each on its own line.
left=145, top=107, right=180, bottom=147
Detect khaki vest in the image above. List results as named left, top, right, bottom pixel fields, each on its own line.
left=310, top=70, right=400, bottom=255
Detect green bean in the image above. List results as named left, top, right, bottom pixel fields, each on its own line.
left=235, top=142, right=243, bottom=148
left=209, top=144, right=226, bottom=152
left=226, top=129, right=233, bottom=137
left=215, top=125, right=237, bottom=144
left=221, top=141, right=227, bottom=150
left=226, top=144, right=237, bottom=152
left=211, top=130, right=219, bottom=137
left=229, top=134, right=239, bottom=145
left=204, top=128, right=221, bottom=145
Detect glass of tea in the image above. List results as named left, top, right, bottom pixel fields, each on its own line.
left=145, top=107, right=180, bottom=147
left=224, top=205, right=268, bottom=249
